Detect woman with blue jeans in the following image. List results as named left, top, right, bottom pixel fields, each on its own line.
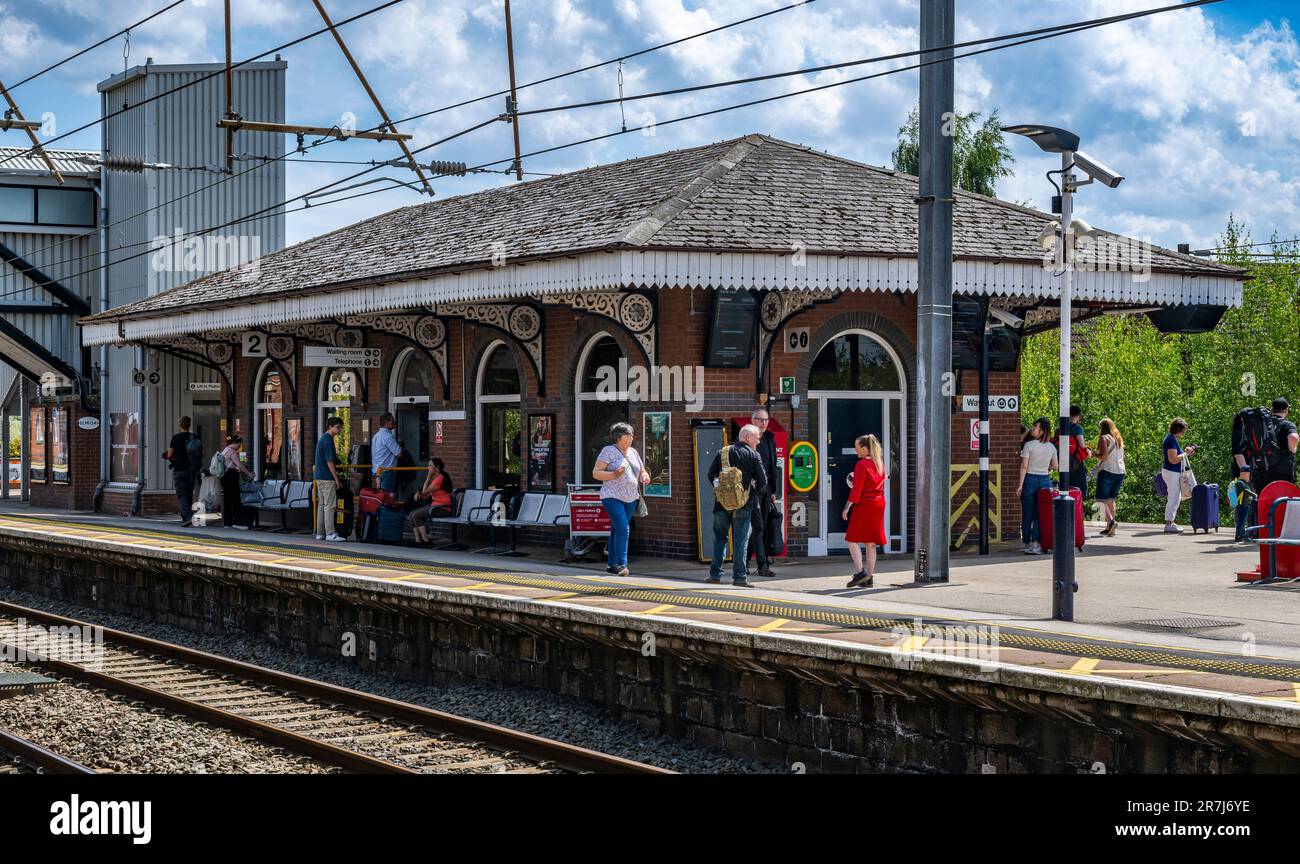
left=1017, top=418, right=1058, bottom=555
left=592, top=422, right=649, bottom=577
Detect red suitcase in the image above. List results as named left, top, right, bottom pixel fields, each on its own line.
left=358, top=487, right=397, bottom=515
left=1036, top=487, right=1085, bottom=552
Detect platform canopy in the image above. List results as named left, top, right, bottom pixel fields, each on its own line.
left=81, top=133, right=1244, bottom=347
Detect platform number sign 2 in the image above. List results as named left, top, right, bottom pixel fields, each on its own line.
left=785, top=327, right=810, bottom=353
left=242, top=332, right=267, bottom=358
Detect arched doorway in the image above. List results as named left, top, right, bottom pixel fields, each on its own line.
left=253, top=361, right=283, bottom=479
left=476, top=341, right=521, bottom=494
left=574, top=333, right=629, bottom=483
left=807, top=330, right=907, bottom=554
left=319, top=368, right=358, bottom=465
left=390, top=347, right=433, bottom=465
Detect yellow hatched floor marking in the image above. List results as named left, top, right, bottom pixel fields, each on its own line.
left=640, top=604, right=676, bottom=616
left=545, top=592, right=581, bottom=600
left=1068, top=658, right=1101, bottom=675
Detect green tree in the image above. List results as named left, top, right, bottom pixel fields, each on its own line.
left=891, top=105, right=1015, bottom=197
left=1019, top=216, right=1300, bottom=523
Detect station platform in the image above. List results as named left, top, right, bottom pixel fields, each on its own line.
left=0, top=502, right=1297, bottom=706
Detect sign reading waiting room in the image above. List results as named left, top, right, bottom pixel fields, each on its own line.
left=303, top=347, right=381, bottom=369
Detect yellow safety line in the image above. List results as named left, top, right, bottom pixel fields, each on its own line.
left=897, top=635, right=930, bottom=652
left=755, top=618, right=792, bottom=633
left=640, top=604, right=676, bottom=616
left=1068, top=658, right=1101, bottom=675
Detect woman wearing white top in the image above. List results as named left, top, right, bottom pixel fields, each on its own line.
left=592, top=422, right=650, bottom=577
left=1016, top=418, right=1059, bottom=555
left=1092, top=418, right=1126, bottom=537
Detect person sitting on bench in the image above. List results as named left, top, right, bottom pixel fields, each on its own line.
left=408, top=458, right=454, bottom=545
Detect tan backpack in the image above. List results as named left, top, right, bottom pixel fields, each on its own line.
left=716, top=446, right=750, bottom=512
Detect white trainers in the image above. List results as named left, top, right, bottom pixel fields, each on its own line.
left=326, top=533, right=346, bottom=542
left=1026, top=543, right=1042, bottom=555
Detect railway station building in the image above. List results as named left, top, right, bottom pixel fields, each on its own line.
left=57, top=133, right=1243, bottom=559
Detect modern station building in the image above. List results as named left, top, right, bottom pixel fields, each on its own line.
left=0, top=59, right=286, bottom=513
left=71, top=133, right=1244, bottom=559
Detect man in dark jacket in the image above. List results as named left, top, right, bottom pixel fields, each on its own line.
left=163, top=416, right=196, bottom=527
left=747, top=408, right=778, bottom=578
left=706, top=424, right=767, bottom=587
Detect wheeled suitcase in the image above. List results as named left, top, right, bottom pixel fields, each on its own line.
left=357, top=512, right=379, bottom=543
left=1036, top=487, right=1085, bottom=552
left=378, top=506, right=406, bottom=544
left=1191, top=483, right=1220, bottom=533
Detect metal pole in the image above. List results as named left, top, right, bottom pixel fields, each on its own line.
left=19, top=377, right=29, bottom=502
left=504, top=0, right=524, bottom=181
left=224, top=0, right=234, bottom=173
left=94, top=91, right=110, bottom=512
left=978, top=318, right=990, bottom=555
left=1052, top=150, right=1077, bottom=620
left=914, top=0, right=954, bottom=583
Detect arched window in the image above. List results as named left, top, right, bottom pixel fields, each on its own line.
left=390, top=348, right=434, bottom=468
left=319, top=369, right=357, bottom=463
left=476, top=342, right=521, bottom=491
left=575, top=334, right=629, bottom=482
left=808, top=332, right=901, bottom=392
left=253, top=361, right=283, bottom=479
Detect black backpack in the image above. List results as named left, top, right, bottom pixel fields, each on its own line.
left=1233, top=406, right=1285, bottom=472
left=185, top=433, right=203, bottom=466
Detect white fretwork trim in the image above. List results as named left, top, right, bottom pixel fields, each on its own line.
left=82, top=251, right=1243, bottom=346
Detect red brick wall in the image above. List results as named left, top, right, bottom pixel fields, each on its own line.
left=211, top=291, right=1024, bottom=559
left=28, top=399, right=101, bottom=513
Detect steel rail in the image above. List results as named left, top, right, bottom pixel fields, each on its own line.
left=0, top=727, right=97, bottom=774
left=0, top=600, right=669, bottom=775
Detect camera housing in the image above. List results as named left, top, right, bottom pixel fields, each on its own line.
left=1072, top=151, right=1124, bottom=188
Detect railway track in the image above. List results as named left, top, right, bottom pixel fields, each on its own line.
left=0, top=600, right=670, bottom=775
left=0, top=728, right=97, bottom=774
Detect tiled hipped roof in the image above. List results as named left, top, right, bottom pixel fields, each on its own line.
left=85, top=133, right=1241, bottom=323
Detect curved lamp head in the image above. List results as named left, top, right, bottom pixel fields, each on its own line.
left=1001, top=124, right=1081, bottom=154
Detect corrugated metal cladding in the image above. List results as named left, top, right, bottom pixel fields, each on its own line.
left=100, top=61, right=285, bottom=492
left=101, top=61, right=286, bottom=304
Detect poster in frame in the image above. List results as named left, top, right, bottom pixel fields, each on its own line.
left=643, top=411, right=671, bottom=497
left=527, top=413, right=556, bottom=492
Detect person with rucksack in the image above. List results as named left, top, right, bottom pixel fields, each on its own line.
left=705, top=424, right=767, bottom=588
left=592, top=422, right=650, bottom=577
left=163, top=415, right=202, bottom=527
left=1059, top=405, right=1090, bottom=499
left=1234, top=398, right=1299, bottom=493
left=214, top=434, right=254, bottom=529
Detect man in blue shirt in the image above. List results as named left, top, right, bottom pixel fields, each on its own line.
left=314, top=417, right=345, bottom=541
left=371, top=412, right=402, bottom=494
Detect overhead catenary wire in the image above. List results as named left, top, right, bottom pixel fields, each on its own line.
left=3, top=0, right=188, bottom=93
left=2, top=0, right=817, bottom=273
left=2, top=0, right=1223, bottom=300
left=0, top=0, right=409, bottom=169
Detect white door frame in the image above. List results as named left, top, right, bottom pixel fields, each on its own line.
left=475, top=340, right=521, bottom=489
left=252, top=359, right=281, bottom=479
left=388, top=346, right=431, bottom=413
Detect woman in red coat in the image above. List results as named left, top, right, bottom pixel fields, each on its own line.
left=842, top=434, right=887, bottom=588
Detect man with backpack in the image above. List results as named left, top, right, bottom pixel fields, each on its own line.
left=163, top=416, right=203, bottom=527
left=706, top=424, right=768, bottom=588
left=1235, top=398, right=1299, bottom=492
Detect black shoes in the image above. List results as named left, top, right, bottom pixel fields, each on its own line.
left=606, top=565, right=629, bottom=577
left=732, top=579, right=753, bottom=588
left=847, top=570, right=873, bottom=589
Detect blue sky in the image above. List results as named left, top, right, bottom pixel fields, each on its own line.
left=2, top=0, right=1296, bottom=252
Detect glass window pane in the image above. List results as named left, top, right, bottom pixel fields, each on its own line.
left=581, top=399, right=630, bottom=483
left=29, top=407, right=46, bottom=483
left=580, top=337, right=624, bottom=393
left=481, top=346, right=520, bottom=396
left=0, top=187, right=34, bottom=223
left=36, top=187, right=94, bottom=226
left=483, top=406, right=521, bottom=488
left=856, top=335, right=900, bottom=391
left=398, top=352, right=433, bottom=397
left=809, top=334, right=900, bottom=392
left=261, top=370, right=282, bottom=404
left=50, top=406, right=69, bottom=483
left=807, top=398, right=819, bottom=537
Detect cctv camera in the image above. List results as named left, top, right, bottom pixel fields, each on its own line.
left=989, top=307, right=1024, bottom=329
left=1073, top=151, right=1124, bottom=189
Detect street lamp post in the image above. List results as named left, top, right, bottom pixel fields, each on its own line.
left=1001, top=124, right=1124, bottom=622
